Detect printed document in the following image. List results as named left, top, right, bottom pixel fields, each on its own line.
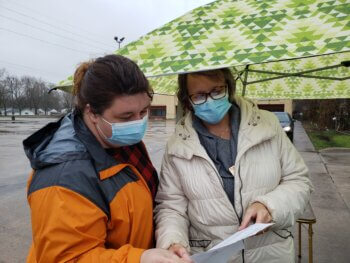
left=191, top=223, right=274, bottom=263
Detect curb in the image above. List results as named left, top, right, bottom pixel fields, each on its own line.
left=319, top=147, right=350, bottom=153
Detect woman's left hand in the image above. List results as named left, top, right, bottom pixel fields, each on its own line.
left=238, top=202, right=272, bottom=231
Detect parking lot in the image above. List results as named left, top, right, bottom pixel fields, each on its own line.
left=0, top=116, right=349, bottom=263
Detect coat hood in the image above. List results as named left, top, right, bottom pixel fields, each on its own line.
left=23, top=113, right=89, bottom=170
left=167, top=96, right=277, bottom=160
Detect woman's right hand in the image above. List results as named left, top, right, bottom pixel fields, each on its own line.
left=168, top=244, right=193, bottom=263
left=140, top=248, right=191, bottom=263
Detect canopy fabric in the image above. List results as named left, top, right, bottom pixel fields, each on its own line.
left=57, top=52, right=350, bottom=99
left=236, top=51, right=350, bottom=99
left=118, top=0, right=350, bottom=77
left=57, top=78, right=73, bottom=90
left=57, top=0, right=350, bottom=99
left=139, top=52, right=350, bottom=99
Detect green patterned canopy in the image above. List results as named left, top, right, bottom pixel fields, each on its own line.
left=137, top=52, right=350, bottom=99
left=58, top=0, right=350, bottom=99
left=235, top=52, right=350, bottom=99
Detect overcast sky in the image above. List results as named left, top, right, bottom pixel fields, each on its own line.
left=0, top=0, right=214, bottom=84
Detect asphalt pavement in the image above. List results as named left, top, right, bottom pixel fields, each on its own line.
left=0, top=116, right=175, bottom=263
left=292, top=121, right=350, bottom=263
left=0, top=117, right=349, bottom=263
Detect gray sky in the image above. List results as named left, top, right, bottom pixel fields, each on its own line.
left=0, top=0, right=214, bottom=84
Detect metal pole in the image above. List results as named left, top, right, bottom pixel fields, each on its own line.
left=242, top=65, right=249, bottom=97
left=246, top=63, right=349, bottom=84
left=308, top=223, right=314, bottom=263
left=298, top=222, right=302, bottom=258
left=114, top=36, right=125, bottom=50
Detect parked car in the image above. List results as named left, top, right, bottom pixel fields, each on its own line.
left=273, top=112, right=294, bottom=142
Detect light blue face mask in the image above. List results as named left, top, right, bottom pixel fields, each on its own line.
left=192, top=95, right=231, bottom=124
left=99, top=115, right=148, bottom=146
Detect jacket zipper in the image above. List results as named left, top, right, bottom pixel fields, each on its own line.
left=201, top=154, right=246, bottom=263
left=196, top=154, right=241, bottom=226
left=238, top=165, right=245, bottom=263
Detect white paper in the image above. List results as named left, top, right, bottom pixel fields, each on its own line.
left=191, top=240, right=244, bottom=263
left=191, top=223, right=274, bottom=263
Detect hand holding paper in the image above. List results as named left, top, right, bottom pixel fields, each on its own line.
left=191, top=223, right=274, bottom=263
left=238, top=202, right=272, bottom=231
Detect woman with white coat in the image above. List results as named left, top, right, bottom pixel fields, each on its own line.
left=154, top=68, right=313, bottom=263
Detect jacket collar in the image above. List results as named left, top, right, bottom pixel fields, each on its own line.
left=72, top=112, right=123, bottom=178
left=23, top=111, right=129, bottom=178
left=167, top=96, right=276, bottom=161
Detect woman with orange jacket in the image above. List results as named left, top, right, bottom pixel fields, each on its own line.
left=23, top=55, right=191, bottom=263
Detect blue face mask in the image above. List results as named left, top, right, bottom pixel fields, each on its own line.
left=192, top=95, right=231, bottom=124
left=99, top=115, right=148, bottom=146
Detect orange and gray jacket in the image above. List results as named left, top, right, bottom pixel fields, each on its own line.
left=23, top=112, right=154, bottom=262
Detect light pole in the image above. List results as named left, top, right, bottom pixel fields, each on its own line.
left=114, top=36, right=125, bottom=49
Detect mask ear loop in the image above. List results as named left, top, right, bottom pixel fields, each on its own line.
left=100, top=116, right=113, bottom=125
left=87, top=105, right=112, bottom=141
left=95, top=115, right=112, bottom=140
left=96, top=124, right=109, bottom=140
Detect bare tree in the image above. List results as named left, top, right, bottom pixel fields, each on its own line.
left=39, top=83, right=62, bottom=114
left=295, top=99, right=350, bottom=131
left=1, top=69, right=70, bottom=116
left=40, top=84, right=51, bottom=115
left=60, top=90, right=74, bottom=112
left=5, top=75, right=25, bottom=115
left=0, top=68, right=10, bottom=115
left=47, top=83, right=62, bottom=111
left=22, top=76, right=43, bottom=115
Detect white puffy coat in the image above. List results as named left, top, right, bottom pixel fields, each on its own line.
left=155, top=96, right=312, bottom=263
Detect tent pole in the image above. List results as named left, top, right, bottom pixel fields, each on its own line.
left=246, top=62, right=350, bottom=84
left=250, top=63, right=343, bottom=76
left=242, top=65, right=249, bottom=97
left=248, top=74, right=349, bottom=85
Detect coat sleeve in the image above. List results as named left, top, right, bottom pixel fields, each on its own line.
left=28, top=186, right=144, bottom=263
left=251, top=117, right=313, bottom=229
left=154, top=151, right=190, bottom=251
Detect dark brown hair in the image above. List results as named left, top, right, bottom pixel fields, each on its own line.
left=177, top=68, right=236, bottom=112
left=73, top=54, right=152, bottom=115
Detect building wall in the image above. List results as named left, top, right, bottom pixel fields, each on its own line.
left=255, top=99, right=293, bottom=115
left=151, top=94, right=177, bottom=119
left=150, top=96, right=293, bottom=119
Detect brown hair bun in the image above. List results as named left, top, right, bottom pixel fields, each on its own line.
left=73, top=61, right=93, bottom=96
left=72, top=55, right=152, bottom=115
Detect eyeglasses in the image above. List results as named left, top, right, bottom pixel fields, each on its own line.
left=189, top=85, right=228, bottom=105
left=148, top=89, right=154, bottom=99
